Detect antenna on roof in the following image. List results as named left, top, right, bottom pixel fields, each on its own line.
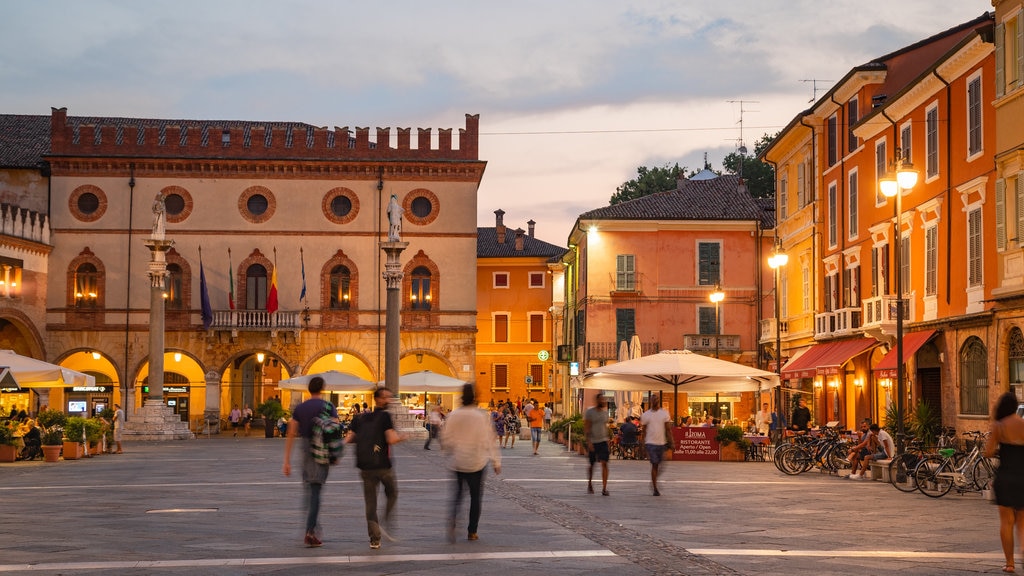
left=726, top=100, right=759, bottom=180
left=799, top=79, right=834, bottom=103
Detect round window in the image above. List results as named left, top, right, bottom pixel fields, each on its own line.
left=331, top=195, right=352, bottom=218
left=247, top=194, right=269, bottom=216
left=411, top=196, right=432, bottom=218
left=77, top=192, right=100, bottom=215
left=164, top=193, right=185, bottom=216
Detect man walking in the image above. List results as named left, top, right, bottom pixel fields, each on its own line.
left=282, top=376, right=337, bottom=547
left=112, top=403, right=125, bottom=454
left=527, top=400, right=545, bottom=455
left=441, top=383, right=501, bottom=542
left=640, top=395, right=672, bottom=496
left=583, top=394, right=611, bottom=495
left=346, top=387, right=405, bottom=550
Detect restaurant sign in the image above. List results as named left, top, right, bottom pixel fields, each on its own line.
left=671, top=426, right=720, bottom=462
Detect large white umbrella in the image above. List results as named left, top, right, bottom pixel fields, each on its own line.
left=612, top=341, right=630, bottom=420
left=627, top=335, right=644, bottom=417
left=278, top=370, right=376, bottom=392
left=386, top=370, right=467, bottom=393
left=586, top=349, right=779, bottom=419
left=0, top=350, right=96, bottom=388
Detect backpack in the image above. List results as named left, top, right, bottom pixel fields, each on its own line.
left=311, top=401, right=344, bottom=465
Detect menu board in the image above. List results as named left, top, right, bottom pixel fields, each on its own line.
left=670, top=426, right=720, bottom=461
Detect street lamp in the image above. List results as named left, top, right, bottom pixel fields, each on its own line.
left=880, top=148, right=918, bottom=452
left=768, top=246, right=788, bottom=444
left=709, top=286, right=725, bottom=359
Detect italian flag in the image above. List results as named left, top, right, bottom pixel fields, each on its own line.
left=266, top=267, right=279, bottom=314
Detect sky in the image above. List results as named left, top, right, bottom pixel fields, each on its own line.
left=0, top=1, right=990, bottom=245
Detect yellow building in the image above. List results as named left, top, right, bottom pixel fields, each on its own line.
left=476, top=210, right=565, bottom=409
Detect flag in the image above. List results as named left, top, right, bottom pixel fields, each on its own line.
left=299, top=250, right=307, bottom=303
left=228, top=256, right=235, bottom=310
left=199, top=255, right=213, bottom=330
left=266, top=266, right=279, bottom=314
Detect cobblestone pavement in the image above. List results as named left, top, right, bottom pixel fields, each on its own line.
left=0, top=435, right=1006, bottom=575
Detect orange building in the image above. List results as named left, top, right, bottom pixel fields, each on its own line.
left=476, top=210, right=566, bottom=408
left=764, top=13, right=998, bottom=430
left=564, top=172, right=776, bottom=423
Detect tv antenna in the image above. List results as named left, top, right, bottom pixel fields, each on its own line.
left=800, top=79, right=834, bottom=103
left=726, top=99, right=759, bottom=156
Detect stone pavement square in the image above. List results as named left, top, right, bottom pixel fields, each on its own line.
left=0, top=436, right=1006, bottom=575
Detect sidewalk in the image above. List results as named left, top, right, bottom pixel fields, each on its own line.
left=0, top=435, right=1004, bottom=575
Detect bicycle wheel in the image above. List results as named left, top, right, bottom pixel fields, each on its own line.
left=889, top=454, right=918, bottom=492
left=915, top=455, right=953, bottom=497
left=827, top=441, right=852, bottom=471
left=779, top=446, right=810, bottom=475
left=773, top=444, right=795, bottom=473
left=970, top=457, right=996, bottom=491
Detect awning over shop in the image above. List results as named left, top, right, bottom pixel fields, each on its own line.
left=780, top=338, right=879, bottom=379
left=873, top=329, right=938, bottom=379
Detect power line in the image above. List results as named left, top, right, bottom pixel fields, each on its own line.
left=480, top=125, right=785, bottom=136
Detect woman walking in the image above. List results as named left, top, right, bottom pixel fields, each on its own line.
left=441, top=383, right=501, bottom=542
left=984, top=392, right=1024, bottom=573
left=492, top=406, right=506, bottom=448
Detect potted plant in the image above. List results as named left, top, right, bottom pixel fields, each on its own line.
left=715, top=424, right=751, bottom=462
left=0, top=424, right=18, bottom=462
left=84, top=418, right=104, bottom=456
left=63, top=416, right=87, bottom=460
left=41, top=427, right=64, bottom=462
left=256, top=398, right=286, bottom=438
left=37, top=408, right=67, bottom=430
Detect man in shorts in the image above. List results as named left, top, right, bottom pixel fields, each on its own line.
left=641, top=395, right=672, bottom=496
left=583, top=394, right=611, bottom=495
left=862, top=423, right=894, bottom=474
left=846, top=418, right=873, bottom=479
left=527, top=400, right=545, bottom=455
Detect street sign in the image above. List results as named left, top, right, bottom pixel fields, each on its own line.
left=537, top=350, right=550, bottom=361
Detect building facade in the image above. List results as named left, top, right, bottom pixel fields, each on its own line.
left=0, top=107, right=484, bottom=425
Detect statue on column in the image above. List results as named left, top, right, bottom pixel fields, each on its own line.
left=152, top=193, right=167, bottom=239
left=387, top=194, right=404, bottom=242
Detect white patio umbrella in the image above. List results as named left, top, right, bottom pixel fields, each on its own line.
left=612, top=341, right=630, bottom=420
left=278, top=370, right=376, bottom=392
left=385, top=370, right=467, bottom=393
left=627, top=335, right=644, bottom=417
left=586, top=349, right=779, bottom=420
left=0, top=350, right=96, bottom=388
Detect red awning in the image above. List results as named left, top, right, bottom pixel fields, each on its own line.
left=781, top=338, right=879, bottom=379
left=873, top=330, right=938, bottom=378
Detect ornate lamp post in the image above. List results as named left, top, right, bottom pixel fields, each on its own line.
left=768, top=246, right=788, bottom=443
left=709, top=286, right=725, bottom=359
left=879, top=149, right=918, bottom=452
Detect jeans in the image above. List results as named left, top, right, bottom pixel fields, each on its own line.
left=359, top=467, right=398, bottom=541
left=450, top=468, right=486, bottom=534
left=305, top=482, right=322, bottom=533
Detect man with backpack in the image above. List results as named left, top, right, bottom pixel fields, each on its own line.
left=282, top=376, right=339, bottom=548
left=346, top=386, right=406, bottom=550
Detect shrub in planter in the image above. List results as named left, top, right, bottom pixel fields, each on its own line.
left=41, top=428, right=64, bottom=446
left=64, top=416, right=88, bottom=444
left=37, top=408, right=67, bottom=430
left=715, top=424, right=751, bottom=450
left=256, top=399, right=286, bottom=437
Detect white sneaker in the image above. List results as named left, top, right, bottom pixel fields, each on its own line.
left=849, top=473, right=861, bottom=479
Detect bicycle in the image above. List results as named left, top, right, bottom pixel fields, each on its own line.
left=888, top=427, right=956, bottom=492
left=913, top=431, right=996, bottom=498
left=773, top=426, right=851, bottom=475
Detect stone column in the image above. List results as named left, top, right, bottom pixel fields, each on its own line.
left=204, top=370, right=221, bottom=433
left=143, top=238, right=173, bottom=402
left=380, top=241, right=408, bottom=397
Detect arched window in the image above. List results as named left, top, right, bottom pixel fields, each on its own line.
left=329, top=265, right=351, bottom=310
left=1009, top=328, right=1024, bottom=397
left=74, top=263, right=99, bottom=308
left=246, top=264, right=268, bottom=310
left=166, top=263, right=183, bottom=310
left=410, top=266, right=432, bottom=310
left=959, top=336, right=988, bottom=416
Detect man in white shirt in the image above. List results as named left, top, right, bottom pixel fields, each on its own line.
left=755, top=402, right=771, bottom=435
left=640, top=395, right=672, bottom=496
left=862, top=423, right=895, bottom=477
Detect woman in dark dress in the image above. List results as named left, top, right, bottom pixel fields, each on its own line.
left=984, top=392, right=1024, bottom=573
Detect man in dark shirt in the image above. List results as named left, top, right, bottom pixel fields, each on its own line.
left=283, top=376, right=338, bottom=548
left=790, top=397, right=812, bottom=433
left=346, top=387, right=405, bottom=550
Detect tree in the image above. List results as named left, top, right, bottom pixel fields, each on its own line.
left=721, top=132, right=778, bottom=199
left=610, top=164, right=686, bottom=205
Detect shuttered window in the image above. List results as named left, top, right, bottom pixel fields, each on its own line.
left=697, top=243, right=720, bottom=286
left=616, top=254, right=636, bottom=291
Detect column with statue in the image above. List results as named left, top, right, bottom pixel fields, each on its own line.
left=382, top=194, right=408, bottom=403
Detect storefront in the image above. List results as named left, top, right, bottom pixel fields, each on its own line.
left=64, top=384, right=115, bottom=417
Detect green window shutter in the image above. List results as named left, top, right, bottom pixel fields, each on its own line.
left=996, top=22, right=1005, bottom=97
left=1017, top=11, right=1024, bottom=88
left=996, top=178, right=1006, bottom=250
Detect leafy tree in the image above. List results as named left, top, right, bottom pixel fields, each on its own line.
left=721, top=132, right=778, bottom=199
left=609, top=164, right=687, bottom=205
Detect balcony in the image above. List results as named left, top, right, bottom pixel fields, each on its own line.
left=814, top=307, right=862, bottom=339
left=210, top=309, right=301, bottom=338
left=587, top=341, right=661, bottom=362
left=861, top=295, right=911, bottom=334
left=683, top=334, right=741, bottom=354
left=758, top=318, right=788, bottom=345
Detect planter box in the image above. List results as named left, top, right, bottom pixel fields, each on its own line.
left=62, top=441, right=82, bottom=460
left=0, top=444, right=16, bottom=462
left=42, top=445, right=62, bottom=462
left=719, top=442, right=746, bottom=462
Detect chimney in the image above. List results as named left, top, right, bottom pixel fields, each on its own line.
left=514, top=228, right=525, bottom=251
left=527, top=219, right=535, bottom=237
left=495, top=209, right=506, bottom=244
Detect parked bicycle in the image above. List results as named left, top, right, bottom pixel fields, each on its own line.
left=773, top=425, right=852, bottom=475
left=913, top=431, right=996, bottom=498
left=888, top=426, right=957, bottom=492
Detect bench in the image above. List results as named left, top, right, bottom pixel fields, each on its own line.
left=869, top=458, right=892, bottom=481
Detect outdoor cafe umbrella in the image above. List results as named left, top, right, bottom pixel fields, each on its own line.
left=586, top=349, right=780, bottom=421
left=278, top=370, right=376, bottom=392
left=0, top=350, right=96, bottom=388
left=381, top=370, right=468, bottom=393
